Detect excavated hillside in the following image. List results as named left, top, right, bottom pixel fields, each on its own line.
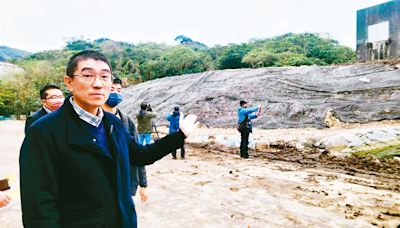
left=120, top=63, right=400, bottom=129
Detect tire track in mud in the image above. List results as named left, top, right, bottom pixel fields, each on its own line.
left=188, top=142, right=400, bottom=192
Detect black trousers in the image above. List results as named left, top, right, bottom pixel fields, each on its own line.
left=240, top=128, right=251, bottom=158
left=172, top=144, right=185, bottom=158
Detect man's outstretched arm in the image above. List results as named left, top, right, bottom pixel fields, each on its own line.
left=129, top=114, right=198, bottom=166
left=241, top=106, right=259, bottom=116
left=129, top=130, right=186, bottom=166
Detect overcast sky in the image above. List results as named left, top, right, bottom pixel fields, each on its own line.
left=1, top=0, right=390, bottom=52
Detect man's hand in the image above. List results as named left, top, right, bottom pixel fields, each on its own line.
left=256, top=104, right=262, bottom=116
left=0, top=191, right=11, bottom=208
left=179, top=114, right=199, bottom=137
left=139, top=187, right=148, bottom=203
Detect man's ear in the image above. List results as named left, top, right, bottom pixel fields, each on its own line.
left=64, top=76, right=73, bottom=93
left=40, top=99, right=47, bottom=106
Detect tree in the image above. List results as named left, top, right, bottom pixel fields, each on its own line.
left=216, top=44, right=252, bottom=69
left=242, top=50, right=279, bottom=68
left=175, top=35, right=193, bottom=44
left=65, top=38, right=98, bottom=51
left=166, top=46, right=213, bottom=75
left=175, top=35, right=207, bottom=50
left=276, top=52, right=314, bottom=66
left=244, top=33, right=355, bottom=66
left=0, top=60, right=66, bottom=117
left=0, top=81, right=14, bottom=115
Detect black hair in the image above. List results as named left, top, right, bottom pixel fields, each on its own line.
left=138, top=103, right=149, bottom=119
left=113, top=77, right=122, bottom=85
left=240, top=100, right=247, bottom=106
left=66, top=50, right=112, bottom=77
left=174, top=106, right=179, bottom=111
left=40, top=84, right=61, bottom=100
left=140, top=103, right=148, bottom=111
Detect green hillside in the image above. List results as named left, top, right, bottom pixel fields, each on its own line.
left=0, top=46, right=30, bottom=62
left=0, top=33, right=356, bottom=116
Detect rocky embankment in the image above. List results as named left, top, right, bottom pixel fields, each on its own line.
left=0, top=62, right=23, bottom=80
left=120, top=63, right=400, bottom=157
left=120, top=63, right=400, bottom=129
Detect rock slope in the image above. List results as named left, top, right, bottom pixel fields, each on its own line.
left=120, top=64, right=400, bottom=129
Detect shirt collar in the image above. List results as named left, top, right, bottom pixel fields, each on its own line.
left=43, top=106, right=52, bottom=114
left=69, top=96, right=103, bottom=127
left=115, top=110, right=121, bottom=120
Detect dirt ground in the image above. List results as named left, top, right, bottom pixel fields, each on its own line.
left=1, top=120, right=400, bottom=227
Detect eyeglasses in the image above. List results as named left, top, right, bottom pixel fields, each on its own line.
left=69, top=74, right=114, bottom=83
left=44, top=95, right=64, bottom=100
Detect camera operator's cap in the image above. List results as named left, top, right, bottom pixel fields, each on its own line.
left=240, top=100, right=247, bottom=106
left=174, top=106, right=180, bottom=111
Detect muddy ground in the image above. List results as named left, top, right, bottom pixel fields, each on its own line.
left=192, top=142, right=400, bottom=191
left=0, top=120, right=400, bottom=227
left=157, top=142, right=400, bottom=227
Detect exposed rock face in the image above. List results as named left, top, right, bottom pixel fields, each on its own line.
left=120, top=64, right=400, bottom=129
left=0, top=62, right=23, bottom=80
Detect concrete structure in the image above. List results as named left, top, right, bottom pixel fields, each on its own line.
left=357, top=0, right=400, bottom=61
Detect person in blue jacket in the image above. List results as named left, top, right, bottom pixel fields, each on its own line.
left=19, top=50, right=198, bottom=228
left=167, top=106, right=185, bottom=159
left=237, top=100, right=262, bottom=159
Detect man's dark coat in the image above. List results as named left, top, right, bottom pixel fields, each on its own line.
left=20, top=97, right=185, bottom=227
left=25, top=107, right=47, bottom=134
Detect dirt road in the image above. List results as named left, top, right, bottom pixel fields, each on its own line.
left=1, top=120, right=399, bottom=227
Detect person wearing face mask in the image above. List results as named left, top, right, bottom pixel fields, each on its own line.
left=102, top=78, right=149, bottom=203
left=24, top=84, right=64, bottom=134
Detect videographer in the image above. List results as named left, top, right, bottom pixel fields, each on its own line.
left=137, top=103, right=156, bottom=145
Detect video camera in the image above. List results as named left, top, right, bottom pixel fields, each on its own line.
left=146, top=104, right=153, bottom=112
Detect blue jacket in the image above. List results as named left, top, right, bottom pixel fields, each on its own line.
left=237, top=106, right=259, bottom=131
left=166, top=111, right=181, bottom=134
left=20, top=97, right=185, bottom=228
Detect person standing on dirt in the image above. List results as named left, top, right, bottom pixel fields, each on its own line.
left=137, top=103, right=156, bottom=145
left=167, top=106, right=186, bottom=159
left=25, top=84, right=64, bottom=134
left=102, top=77, right=148, bottom=203
left=237, top=100, right=261, bottom=159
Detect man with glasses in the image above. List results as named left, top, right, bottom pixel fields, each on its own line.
left=24, top=84, right=64, bottom=134
left=20, top=50, right=198, bottom=228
